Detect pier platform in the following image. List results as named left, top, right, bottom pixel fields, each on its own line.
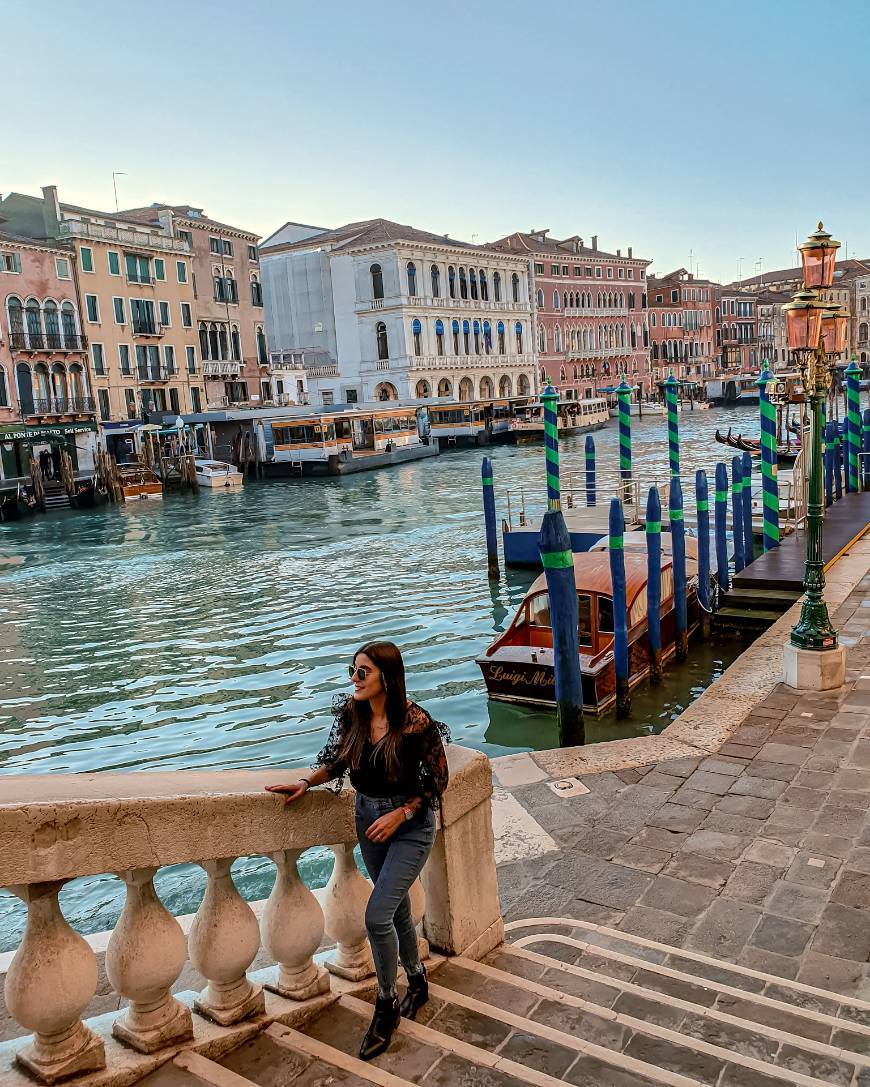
left=502, top=505, right=642, bottom=566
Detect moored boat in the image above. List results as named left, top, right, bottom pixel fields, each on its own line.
left=509, top=397, right=610, bottom=441
left=195, top=459, right=243, bottom=489
left=73, top=476, right=109, bottom=508
left=116, top=466, right=163, bottom=501
left=0, top=484, right=39, bottom=521
left=477, top=551, right=699, bottom=714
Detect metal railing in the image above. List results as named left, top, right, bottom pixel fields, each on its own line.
left=132, top=320, right=163, bottom=337
left=136, top=365, right=170, bottom=382
left=9, top=331, right=87, bottom=351
left=59, top=219, right=192, bottom=254
left=20, top=397, right=96, bottom=416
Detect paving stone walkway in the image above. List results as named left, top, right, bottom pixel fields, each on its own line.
left=496, top=574, right=870, bottom=1001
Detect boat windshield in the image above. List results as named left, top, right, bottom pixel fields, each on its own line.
left=597, top=596, right=614, bottom=634
left=577, top=594, right=593, bottom=647
left=525, top=590, right=594, bottom=647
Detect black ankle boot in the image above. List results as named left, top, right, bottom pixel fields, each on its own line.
left=399, top=967, right=428, bottom=1020
left=359, top=993, right=400, bottom=1061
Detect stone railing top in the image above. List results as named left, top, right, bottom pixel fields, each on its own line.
left=0, top=744, right=490, bottom=887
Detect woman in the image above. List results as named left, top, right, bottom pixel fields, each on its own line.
left=266, top=640, right=449, bottom=1060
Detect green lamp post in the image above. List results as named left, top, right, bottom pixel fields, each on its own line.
left=784, top=223, right=848, bottom=651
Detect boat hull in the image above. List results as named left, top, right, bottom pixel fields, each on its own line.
left=197, top=472, right=243, bottom=489
left=121, top=485, right=163, bottom=501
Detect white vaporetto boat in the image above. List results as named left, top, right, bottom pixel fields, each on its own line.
left=195, top=459, right=244, bottom=489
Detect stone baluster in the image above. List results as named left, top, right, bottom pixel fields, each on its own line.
left=105, top=867, right=193, bottom=1052
left=4, top=881, right=105, bottom=1083
left=408, top=877, right=429, bottom=961
left=261, top=849, right=329, bottom=1000
left=188, top=858, right=265, bottom=1025
left=322, top=843, right=374, bottom=980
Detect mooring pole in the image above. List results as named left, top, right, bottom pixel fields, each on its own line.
left=845, top=359, right=861, bottom=493
left=824, top=419, right=835, bottom=508
left=609, top=497, right=630, bottom=717
left=646, top=487, right=662, bottom=684
left=834, top=421, right=843, bottom=501
left=539, top=511, right=584, bottom=747
left=731, top=456, right=745, bottom=574
left=741, top=451, right=755, bottom=564
left=481, top=456, right=499, bottom=579
left=541, top=382, right=560, bottom=508
left=863, top=408, right=870, bottom=490
left=715, top=462, right=730, bottom=595
left=696, top=469, right=711, bottom=636
left=670, top=475, right=688, bottom=662
left=584, top=434, right=596, bottom=507
left=756, top=369, right=780, bottom=550
left=616, top=378, right=633, bottom=503
left=664, top=372, right=680, bottom=476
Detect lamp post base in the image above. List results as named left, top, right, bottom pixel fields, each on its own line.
left=783, top=642, right=846, bottom=691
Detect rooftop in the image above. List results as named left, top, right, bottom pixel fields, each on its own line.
left=260, top=217, right=512, bottom=258
left=489, top=229, right=649, bottom=265
left=120, top=204, right=260, bottom=240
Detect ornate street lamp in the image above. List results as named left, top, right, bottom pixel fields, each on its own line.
left=784, top=223, right=842, bottom=653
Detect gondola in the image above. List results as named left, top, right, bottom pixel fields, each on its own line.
left=73, top=476, right=110, bottom=508
left=714, top=427, right=799, bottom=467
left=0, top=485, right=38, bottom=522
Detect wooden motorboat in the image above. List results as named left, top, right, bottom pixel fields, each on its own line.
left=477, top=551, right=699, bottom=715
left=195, top=458, right=243, bottom=489
left=589, top=533, right=700, bottom=578
left=116, top=466, right=163, bottom=502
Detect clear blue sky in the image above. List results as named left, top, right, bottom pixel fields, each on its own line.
left=4, top=0, right=869, bottom=283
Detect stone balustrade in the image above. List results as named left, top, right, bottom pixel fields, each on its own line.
left=0, top=746, right=501, bottom=1085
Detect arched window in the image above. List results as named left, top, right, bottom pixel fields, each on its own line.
left=376, top=321, right=389, bottom=360
left=572, top=364, right=579, bottom=380
left=480, top=375, right=494, bottom=400
left=499, top=374, right=512, bottom=397
left=518, top=373, right=531, bottom=396
left=459, top=267, right=468, bottom=299
left=69, top=363, right=85, bottom=401
left=479, top=270, right=488, bottom=301
left=860, top=322, right=869, bottom=343
left=563, top=292, right=569, bottom=309
left=537, top=288, right=545, bottom=308
left=231, top=326, right=241, bottom=361
left=862, top=297, right=867, bottom=313
left=370, top=263, right=384, bottom=300
left=438, top=378, right=452, bottom=397
left=493, top=272, right=502, bottom=302
left=553, top=289, right=560, bottom=310
left=15, top=362, right=32, bottom=408
left=61, top=302, right=77, bottom=346
left=483, top=319, right=492, bottom=354
left=452, top=318, right=460, bottom=354
left=554, top=325, right=563, bottom=352
left=52, top=362, right=69, bottom=401
left=469, top=269, right=478, bottom=301
left=512, top=273, right=520, bottom=303
left=43, top=301, right=60, bottom=348
left=0, top=366, right=8, bottom=409
left=538, top=325, right=546, bottom=352
left=407, top=261, right=417, bottom=297
left=251, top=274, right=263, bottom=306
left=435, top=318, right=445, bottom=356
left=25, top=298, right=42, bottom=346
left=515, top=321, right=524, bottom=353
left=628, top=292, right=635, bottom=308
left=473, top=319, right=481, bottom=355
left=497, top=320, right=506, bottom=354
left=33, top=362, right=50, bottom=400
left=462, top=319, right=470, bottom=355
left=412, top=317, right=422, bottom=356
left=650, top=312, right=656, bottom=327
left=218, top=325, right=228, bottom=359
left=459, top=376, right=474, bottom=401
left=431, top=265, right=441, bottom=298
left=199, top=322, right=209, bottom=358
left=416, top=379, right=431, bottom=398
left=559, top=365, right=566, bottom=382
left=448, top=266, right=456, bottom=299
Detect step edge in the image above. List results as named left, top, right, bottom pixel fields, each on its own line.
left=424, top=979, right=840, bottom=1087
left=265, top=1023, right=416, bottom=1087
left=174, top=1051, right=258, bottom=1087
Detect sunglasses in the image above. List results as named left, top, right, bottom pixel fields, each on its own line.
left=348, top=665, right=373, bottom=681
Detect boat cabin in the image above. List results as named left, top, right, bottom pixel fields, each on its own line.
left=271, top=407, right=421, bottom=464
left=428, top=397, right=535, bottom=444
left=509, top=396, right=610, bottom=438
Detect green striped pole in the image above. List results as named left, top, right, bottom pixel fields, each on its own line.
left=845, top=358, right=861, bottom=493
left=541, top=380, right=561, bottom=510
left=664, top=372, right=680, bottom=476
left=616, top=378, right=633, bottom=501
left=539, top=510, right=584, bottom=746
left=755, top=369, right=780, bottom=550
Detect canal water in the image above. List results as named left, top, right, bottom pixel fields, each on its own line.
left=0, top=405, right=757, bottom=949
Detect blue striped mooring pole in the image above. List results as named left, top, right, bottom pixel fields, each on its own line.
left=664, top=372, right=680, bottom=476
left=845, top=359, right=861, bottom=493
left=696, top=469, right=711, bottom=635
left=539, top=510, right=584, bottom=746
left=541, top=382, right=561, bottom=510
left=756, top=369, right=780, bottom=550
left=609, top=497, right=630, bottom=717
left=616, top=379, right=633, bottom=500
left=863, top=408, right=870, bottom=489
left=481, top=456, right=499, bottom=578
left=741, top=451, right=755, bottom=565
left=670, top=475, right=688, bottom=661
left=834, top=422, right=843, bottom=501
left=585, top=434, right=596, bottom=507
left=731, top=456, right=745, bottom=574
left=645, top=487, right=662, bottom=684
left=824, top=420, right=835, bottom=507
left=715, top=462, right=730, bottom=595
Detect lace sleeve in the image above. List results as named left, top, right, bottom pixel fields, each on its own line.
left=314, top=695, right=352, bottom=792
left=416, top=710, right=450, bottom=807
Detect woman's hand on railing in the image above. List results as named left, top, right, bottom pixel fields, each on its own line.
left=265, top=782, right=309, bottom=805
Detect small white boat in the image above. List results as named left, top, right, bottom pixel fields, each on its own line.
left=195, top=459, right=243, bottom=490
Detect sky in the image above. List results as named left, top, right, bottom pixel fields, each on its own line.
left=3, top=0, right=870, bottom=284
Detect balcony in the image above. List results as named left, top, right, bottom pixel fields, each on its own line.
left=59, top=218, right=192, bottom=254
left=357, top=295, right=529, bottom=315
left=126, top=274, right=153, bottom=286
left=20, top=397, right=96, bottom=416
left=137, top=365, right=170, bottom=383
left=202, top=360, right=241, bottom=377
left=563, top=307, right=629, bottom=317
left=361, top=352, right=537, bottom=374
left=132, top=320, right=164, bottom=337
left=9, top=331, right=87, bottom=352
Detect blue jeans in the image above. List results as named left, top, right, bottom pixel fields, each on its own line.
left=355, top=793, right=436, bottom=996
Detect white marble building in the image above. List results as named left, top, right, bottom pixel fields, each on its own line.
left=259, top=219, right=535, bottom=405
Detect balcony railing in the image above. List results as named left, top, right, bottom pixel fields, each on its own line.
left=126, top=274, right=153, bottom=286
left=20, top=397, right=96, bottom=416
left=357, top=295, right=529, bottom=314
left=59, top=218, right=192, bottom=254
left=361, top=352, right=537, bottom=373
left=132, top=320, right=163, bottom=337
left=0, top=747, right=499, bottom=1086
left=137, top=365, right=170, bottom=382
left=9, top=331, right=87, bottom=352
left=202, top=360, right=241, bottom=377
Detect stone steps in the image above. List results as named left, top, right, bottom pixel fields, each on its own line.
left=173, top=921, right=870, bottom=1087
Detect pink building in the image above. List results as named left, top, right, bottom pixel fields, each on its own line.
left=647, top=269, right=718, bottom=387
left=490, top=229, right=651, bottom=399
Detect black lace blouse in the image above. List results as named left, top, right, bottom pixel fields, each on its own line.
left=315, top=696, right=450, bottom=811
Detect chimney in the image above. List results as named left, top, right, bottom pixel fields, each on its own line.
left=591, top=235, right=598, bottom=251
left=628, top=247, right=632, bottom=258
left=157, top=209, right=174, bottom=238
left=574, top=239, right=579, bottom=253
left=617, top=249, right=621, bottom=257
left=41, top=184, right=61, bottom=238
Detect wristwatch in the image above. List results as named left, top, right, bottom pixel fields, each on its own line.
left=402, top=805, right=414, bottom=821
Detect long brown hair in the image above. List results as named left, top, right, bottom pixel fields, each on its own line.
left=336, top=640, right=409, bottom=780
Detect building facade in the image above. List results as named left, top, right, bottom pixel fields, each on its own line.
left=120, top=206, right=268, bottom=408
left=489, top=230, right=651, bottom=398
left=260, top=219, right=535, bottom=405
left=717, top=289, right=758, bottom=373
left=0, top=225, right=96, bottom=479
left=0, top=188, right=205, bottom=424
left=646, top=269, right=718, bottom=386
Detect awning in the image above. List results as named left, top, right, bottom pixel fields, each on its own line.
left=0, top=422, right=98, bottom=442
